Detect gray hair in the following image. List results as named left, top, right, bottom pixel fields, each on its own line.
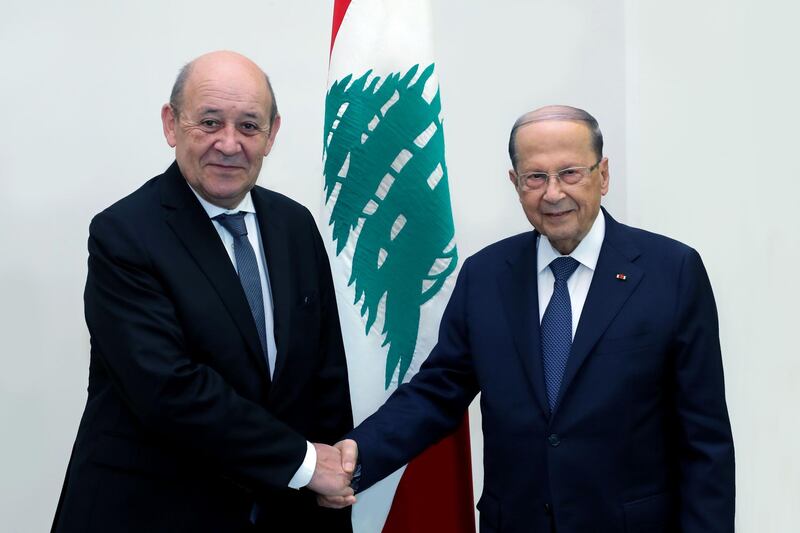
left=508, top=105, right=603, bottom=169
left=168, top=61, right=279, bottom=127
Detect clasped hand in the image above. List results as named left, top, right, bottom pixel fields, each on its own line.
left=308, top=440, right=359, bottom=509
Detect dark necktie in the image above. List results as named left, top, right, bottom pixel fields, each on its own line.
left=541, top=256, right=580, bottom=411
left=214, top=212, right=269, bottom=376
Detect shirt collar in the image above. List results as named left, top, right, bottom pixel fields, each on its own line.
left=536, top=208, right=606, bottom=274
left=187, top=184, right=257, bottom=219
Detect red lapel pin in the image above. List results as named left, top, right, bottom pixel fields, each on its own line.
left=615, top=273, right=627, bottom=281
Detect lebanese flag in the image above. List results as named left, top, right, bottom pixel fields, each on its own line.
left=321, top=1, right=475, bottom=531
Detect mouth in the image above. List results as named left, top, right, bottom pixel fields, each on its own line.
left=206, top=163, right=245, bottom=171
left=543, top=209, right=574, bottom=218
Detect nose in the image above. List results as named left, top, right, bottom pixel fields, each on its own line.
left=541, top=174, right=565, bottom=203
left=214, top=125, right=242, bottom=156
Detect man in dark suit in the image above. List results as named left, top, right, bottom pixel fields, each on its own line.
left=322, top=106, right=735, bottom=532
left=52, top=51, right=355, bottom=532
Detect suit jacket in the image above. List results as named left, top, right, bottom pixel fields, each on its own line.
left=349, top=209, right=734, bottom=533
left=52, top=162, right=353, bottom=532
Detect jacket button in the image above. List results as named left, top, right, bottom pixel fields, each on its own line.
left=548, top=434, right=561, bottom=447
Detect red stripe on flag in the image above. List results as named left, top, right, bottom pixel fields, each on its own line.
left=330, top=0, right=352, bottom=56
left=382, top=414, right=476, bottom=533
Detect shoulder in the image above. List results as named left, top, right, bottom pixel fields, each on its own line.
left=607, top=216, right=698, bottom=264
left=463, top=231, right=535, bottom=270
left=251, top=186, right=324, bottom=257
left=253, top=186, right=315, bottom=224
left=89, top=171, right=166, bottom=240
left=86, top=166, right=182, bottom=265
left=475, top=231, right=535, bottom=256
left=604, top=214, right=709, bottom=291
left=98, top=175, right=161, bottom=218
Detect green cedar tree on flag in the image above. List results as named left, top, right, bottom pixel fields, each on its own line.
left=321, top=1, right=475, bottom=531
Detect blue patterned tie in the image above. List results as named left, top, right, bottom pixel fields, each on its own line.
left=214, top=212, right=269, bottom=377
left=541, top=256, right=580, bottom=412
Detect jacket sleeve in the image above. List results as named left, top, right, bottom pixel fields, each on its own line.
left=307, top=211, right=354, bottom=444
left=348, top=257, right=479, bottom=491
left=672, top=248, right=735, bottom=532
left=85, top=209, right=308, bottom=493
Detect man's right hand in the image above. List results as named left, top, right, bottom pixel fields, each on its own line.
left=315, top=439, right=359, bottom=509
left=307, top=442, right=356, bottom=505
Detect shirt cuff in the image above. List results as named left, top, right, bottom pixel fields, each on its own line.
left=287, top=441, right=316, bottom=489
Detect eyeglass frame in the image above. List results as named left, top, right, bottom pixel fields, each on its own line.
left=513, top=158, right=603, bottom=192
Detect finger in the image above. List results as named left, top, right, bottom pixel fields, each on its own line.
left=337, top=439, right=358, bottom=473
left=321, top=482, right=354, bottom=501
left=316, top=494, right=357, bottom=509
left=317, top=495, right=346, bottom=509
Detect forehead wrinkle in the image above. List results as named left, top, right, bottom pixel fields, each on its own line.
left=516, top=143, right=594, bottom=173
left=193, top=84, right=264, bottom=103
left=195, top=105, right=265, bottom=119
left=190, top=93, right=268, bottom=121
left=195, top=80, right=261, bottom=98
left=191, top=78, right=269, bottom=108
left=520, top=149, right=593, bottom=168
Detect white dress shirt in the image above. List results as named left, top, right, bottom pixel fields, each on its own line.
left=189, top=187, right=316, bottom=489
left=537, top=210, right=606, bottom=338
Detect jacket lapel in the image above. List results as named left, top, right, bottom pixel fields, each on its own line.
left=554, top=210, right=643, bottom=413
left=159, top=163, right=272, bottom=383
left=251, top=188, right=292, bottom=387
left=498, top=232, right=551, bottom=419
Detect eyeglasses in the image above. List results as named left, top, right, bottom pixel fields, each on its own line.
left=515, top=159, right=602, bottom=192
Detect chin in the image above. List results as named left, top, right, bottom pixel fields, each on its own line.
left=207, top=176, right=248, bottom=192
left=546, top=229, right=578, bottom=245
left=542, top=221, right=573, bottom=235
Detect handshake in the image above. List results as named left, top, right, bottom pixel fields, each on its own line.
left=307, top=439, right=359, bottom=509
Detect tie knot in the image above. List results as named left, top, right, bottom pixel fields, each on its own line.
left=549, top=256, right=579, bottom=282
left=214, top=212, right=248, bottom=238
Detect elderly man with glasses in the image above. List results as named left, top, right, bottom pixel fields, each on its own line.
left=323, top=105, right=735, bottom=533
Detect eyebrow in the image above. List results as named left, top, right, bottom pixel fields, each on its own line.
left=196, top=107, right=264, bottom=121
left=519, top=163, right=588, bottom=174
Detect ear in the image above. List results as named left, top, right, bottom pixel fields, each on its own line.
left=508, top=168, right=524, bottom=202
left=508, top=168, right=518, bottom=187
left=599, top=157, right=610, bottom=196
left=161, top=104, right=177, bottom=148
left=264, top=114, right=282, bottom=156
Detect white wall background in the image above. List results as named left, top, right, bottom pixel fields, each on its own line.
left=0, top=1, right=797, bottom=531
